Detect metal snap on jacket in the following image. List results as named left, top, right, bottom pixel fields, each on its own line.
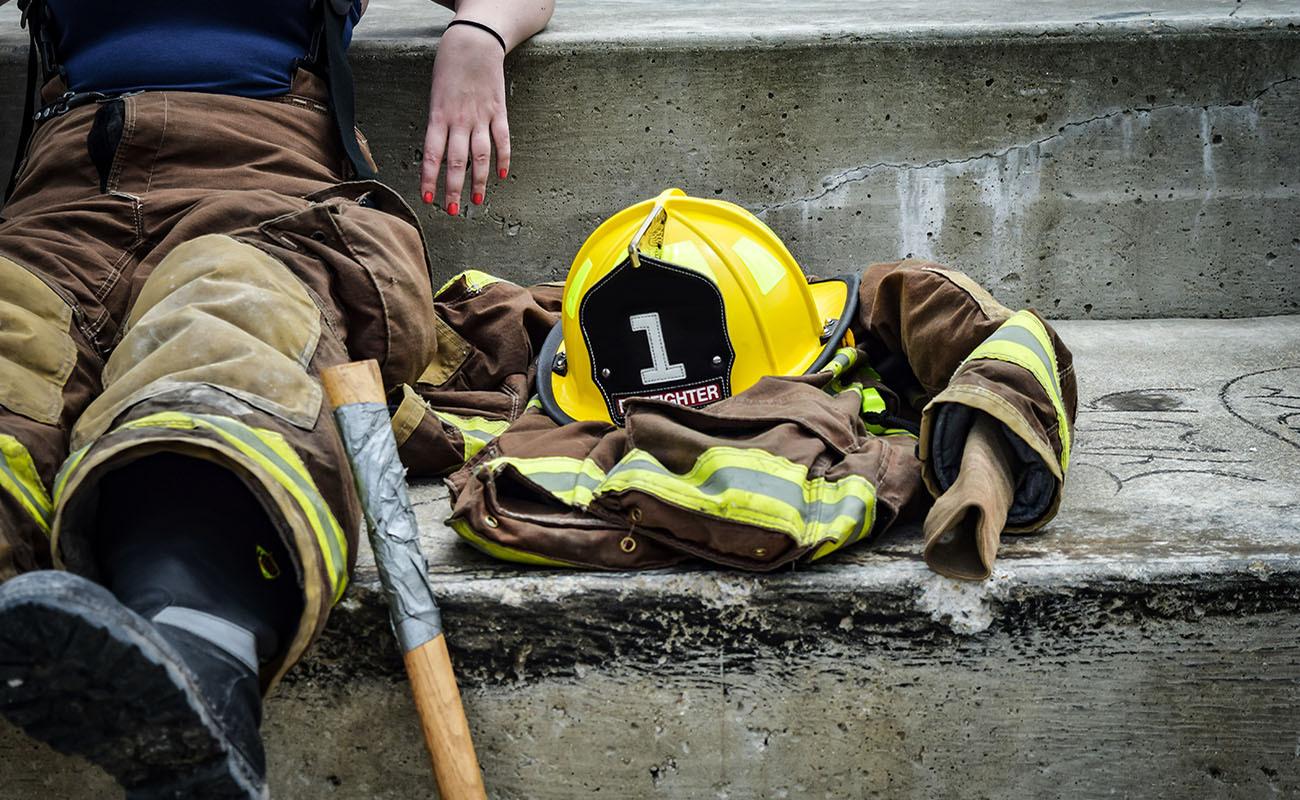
left=627, top=508, right=642, bottom=524
left=484, top=514, right=499, bottom=528
left=619, top=536, right=637, bottom=553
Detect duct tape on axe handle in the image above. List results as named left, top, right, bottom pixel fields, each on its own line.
left=335, top=401, right=442, bottom=653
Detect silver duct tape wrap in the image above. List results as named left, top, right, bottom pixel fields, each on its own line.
left=335, top=401, right=443, bottom=653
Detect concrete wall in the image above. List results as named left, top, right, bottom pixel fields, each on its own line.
left=1, top=22, right=1298, bottom=319
left=369, top=32, right=1300, bottom=320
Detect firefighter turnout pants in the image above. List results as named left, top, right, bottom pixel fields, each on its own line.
left=0, top=72, right=436, bottom=686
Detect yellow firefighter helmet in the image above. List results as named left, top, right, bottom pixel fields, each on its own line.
left=537, top=188, right=858, bottom=425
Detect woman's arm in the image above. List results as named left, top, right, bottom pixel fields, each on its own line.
left=421, top=0, right=555, bottom=216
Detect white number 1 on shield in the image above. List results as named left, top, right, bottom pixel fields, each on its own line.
left=629, top=312, right=687, bottom=385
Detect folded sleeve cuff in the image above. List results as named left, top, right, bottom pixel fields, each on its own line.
left=919, top=310, right=1074, bottom=532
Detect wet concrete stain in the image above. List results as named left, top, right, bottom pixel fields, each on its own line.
left=1089, top=388, right=1194, bottom=412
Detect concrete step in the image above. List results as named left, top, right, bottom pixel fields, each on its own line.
left=4, top=1, right=1297, bottom=319
left=3, top=315, right=1299, bottom=798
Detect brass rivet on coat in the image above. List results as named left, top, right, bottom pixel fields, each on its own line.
left=753, top=547, right=768, bottom=557
left=484, top=514, right=499, bottom=528
left=628, top=508, right=642, bottom=524
left=619, top=536, right=638, bottom=553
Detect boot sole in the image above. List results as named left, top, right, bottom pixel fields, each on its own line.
left=0, top=571, right=267, bottom=800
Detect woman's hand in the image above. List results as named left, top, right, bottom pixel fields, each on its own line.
left=420, top=23, right=510, bottom=216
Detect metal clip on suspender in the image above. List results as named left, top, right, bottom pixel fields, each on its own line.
left=321, top=0, right=377, bottom=180
left=33, top=91, right=111, bottom=123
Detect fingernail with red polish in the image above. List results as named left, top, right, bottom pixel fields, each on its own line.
left=498, top=168, right=508, bottom=179
left=422, top=191, right=433, bottom=204
left=447, top=202, right=459, bottom=216
left=472, top=192, right=484, bottom=206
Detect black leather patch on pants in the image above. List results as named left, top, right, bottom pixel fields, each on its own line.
left=581, top=256, right=735, bottom=424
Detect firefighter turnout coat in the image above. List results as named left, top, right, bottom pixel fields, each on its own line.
left=392, top=260, right=1077, bottom=575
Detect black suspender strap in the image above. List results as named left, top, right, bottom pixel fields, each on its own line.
left=6, top=1, right=376, bottom=195
left=5, top=0, right=46, bottom=202
left=3, top=37, right=38, bottom=202
left=321, top=0, right=376, bottom=180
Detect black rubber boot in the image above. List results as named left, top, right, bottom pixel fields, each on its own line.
left=0, top=454, right=302, bottom=799
left=0, top=570, right=268, bottom=799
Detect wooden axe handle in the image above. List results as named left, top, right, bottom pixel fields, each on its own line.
left=322, top=360, right=488, bottom=800
left=321, top=359, right=386, bottom=407
left=406, top=635, right=488, bottom=798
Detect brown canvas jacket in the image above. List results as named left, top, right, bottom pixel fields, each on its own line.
left=394, top=260, right=1076, bottom=575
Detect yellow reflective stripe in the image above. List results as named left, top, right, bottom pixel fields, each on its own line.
left=432, top=409, right=509, bottom=462
left=663, top=241, right=717, bottom=281
left=564, top=259, right=595, bottom=319
left=963, top=311, right=1071, bottom=472
left=116, top=411, right=198, bottom=432
left=72, top=411, right=349, bottom=604
left=830, top=383, right=916, bottom=438
left=448, top=517, right=576, bottom=568
left=859, top=386, right=887, bottom=415
left=480, top=447, right=875, bottom=556
left=525, top=395, right=543, bottom=412
left=0, top=435, right=52, bottom=534
left=820, top=347, right=858, bottom=379
left=436, top=269, right=503, bottom=299
left=823, top=350, right=884, bottom=398
left=483, top=455, right=607, bottom=508
left=53, top=443, right=92, bottom=503
left=732, top=237, right=784, bottom=294
left=194, top=415, right=349, bottom=604
left=600, top=447, right=874, bottom=549
left=864, top=423, right=915, bottom=438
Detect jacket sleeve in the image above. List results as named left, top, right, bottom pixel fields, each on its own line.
left=389, top=270, right=561, bottom=478
left=855, top=259, right=1078, bottom=532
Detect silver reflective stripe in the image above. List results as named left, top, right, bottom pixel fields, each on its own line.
left=985, top=322, right=1062, bottom=399
left=523, top=468, right=604, bottom=498
left=153, top=606, right=258, bottom=673
left=609, top=457, right=871, bottom=532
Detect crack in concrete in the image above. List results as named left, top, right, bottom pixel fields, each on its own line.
left=755, top=74, right=1298, bottom=216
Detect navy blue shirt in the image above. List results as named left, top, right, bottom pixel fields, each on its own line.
left=46, top=0, right=362, bottom=98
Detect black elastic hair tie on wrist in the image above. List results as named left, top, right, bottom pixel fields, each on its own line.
left=445, top=19, right=507, bottom=52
